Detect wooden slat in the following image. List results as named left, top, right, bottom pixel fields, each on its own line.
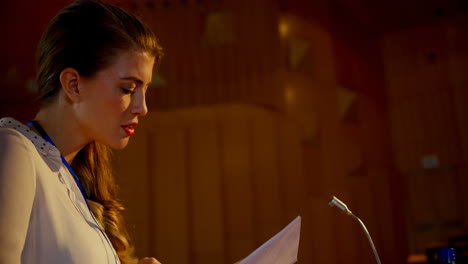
left=356, top=94, right=406, bottom=263
left=151, top=126, right=190, bottom=264
left=136, top=0, right=282, bottom=110
left=114, top=131, right=152, bottom=258
left=217, top=106, right=255, bottom=263
left=249, top=107, right=283, bottom=245
left=383, top=22, right=462, bottom=173
left=277, top=116, right=306, bottom=221
left=447, top=17, right=468, bottom=230
left=383, top=18, right=467, bottom=254
left=305, top=197, right=339, bottom=263
left=187, top=111, right=225, bottom=264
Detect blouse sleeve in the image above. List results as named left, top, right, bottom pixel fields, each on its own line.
left=0, top=128, right=36, bottom=263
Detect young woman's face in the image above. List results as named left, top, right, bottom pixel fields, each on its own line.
left=75, top=50, right=155, bottom=149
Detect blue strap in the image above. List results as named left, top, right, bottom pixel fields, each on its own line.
left=27, top=120, right=120, bottom=263
left=27, top=121, right=90, bottom=210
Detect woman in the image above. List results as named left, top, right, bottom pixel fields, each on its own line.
left=0, top=0, right=163, bottom=263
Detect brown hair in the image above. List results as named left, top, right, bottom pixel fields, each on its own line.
left=36, top=0, right=163, bottom=263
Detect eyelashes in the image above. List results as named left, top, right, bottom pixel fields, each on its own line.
left=120, top=87, right=135, bottom=95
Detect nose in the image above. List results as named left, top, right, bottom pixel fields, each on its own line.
left=130, top=89, right=148, bottom=116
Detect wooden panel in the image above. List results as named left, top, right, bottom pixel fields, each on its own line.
left=277, top=116, right=306, bottom=221
left=135, top=0, right=283, bottom=110
left=314, top=83, right=358, bottom=264
left=151, top=126, right=190, bottom=264
left=356, top=95, right=407, bottom=263
left=340, top=120, right=363, bottom=174
left=217, top=106, right=255, bottom=263
left=249, top=107, right=283, bottom=245
left=304, top=197, right=339, bottom=263
left=116, top=97, right=407, bottom=264
left=383, top=18, right=468, bottom=254
left=187, top=113, right=225, bottom=264
left=447, top=17, right=468, bottom=228
left=364, top=167, right=400, bottom=263
left=383, top=22, right=462, bottom=173
left=406, top=167, right=463, bottom=252
left=347, top=176, right=375, bottom=264
left=114, top=129, right=152, bottom=258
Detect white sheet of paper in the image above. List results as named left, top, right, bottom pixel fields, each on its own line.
left=238, top=216, right=301, bottom=264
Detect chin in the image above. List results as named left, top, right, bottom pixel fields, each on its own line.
left=106, top=138, right=130, bottom=150
left=117, top=139, right=130, bottom=149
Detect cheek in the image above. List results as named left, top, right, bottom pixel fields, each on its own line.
left=100, top=90, right=130, bottom=114
left=118, top=96, right=132, bottom=112
left=100, top=97, right=128, bottom=118
left=81, top=82, right=129, bottom=117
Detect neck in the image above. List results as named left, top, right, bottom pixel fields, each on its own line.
left=33, top=103, right=90, bottom=164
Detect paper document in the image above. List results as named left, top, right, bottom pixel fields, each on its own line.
left=238, top=216, right=301, bottom=264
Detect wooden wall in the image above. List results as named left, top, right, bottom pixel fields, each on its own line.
left=114, top=104, right=305, bottom=264
left=280, top=13, right=406, bottom=264
left=114, top=101, right=403, bottom=264
left=0, top=0, right=60, bottom=121
left=128, top=0, right=284, bottom=110
left=383, top=16, right=468, bottom=253
left=114, top=6, right=406, bottom=264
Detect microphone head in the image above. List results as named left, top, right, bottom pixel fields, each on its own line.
left=328, top=196, right=352, bottom=216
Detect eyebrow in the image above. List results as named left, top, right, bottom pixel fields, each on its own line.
left=120, top=76, right=145, bottom=85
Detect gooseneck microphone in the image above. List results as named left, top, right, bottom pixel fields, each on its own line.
left=328, top=196, right=382, bottom=264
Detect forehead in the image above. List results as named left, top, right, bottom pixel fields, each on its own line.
left=98, top=50, right=155, bottom=85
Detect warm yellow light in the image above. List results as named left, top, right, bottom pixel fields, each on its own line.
left=285, top=85, right=296, bottom=105
left=278, top=18, right=290, bottom=39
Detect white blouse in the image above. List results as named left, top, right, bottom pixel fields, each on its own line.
left=0, top=117, right=120, bottom=264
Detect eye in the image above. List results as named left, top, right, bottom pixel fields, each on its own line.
left=121, top=87, right=135, bottom=95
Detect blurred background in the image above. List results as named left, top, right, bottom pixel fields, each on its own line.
left=1, top=0, right=468, bottom=263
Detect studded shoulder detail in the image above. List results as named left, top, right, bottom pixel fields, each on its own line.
left=0, top=117, right=60, bottom=157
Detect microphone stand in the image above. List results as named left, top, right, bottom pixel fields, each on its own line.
left=328, top=196, right=382, bottom=264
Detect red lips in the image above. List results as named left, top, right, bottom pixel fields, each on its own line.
left=121, top=122, right=138, bottom=136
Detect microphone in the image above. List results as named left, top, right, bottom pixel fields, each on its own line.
left=328, top=196, right=382, bottom=264
left=328, top=195, right=352, bottom=216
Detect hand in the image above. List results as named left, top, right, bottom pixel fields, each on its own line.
left=138, top=257, right=161, bottom=264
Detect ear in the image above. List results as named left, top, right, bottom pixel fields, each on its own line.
left=59, top=67, right=81, bottom=102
